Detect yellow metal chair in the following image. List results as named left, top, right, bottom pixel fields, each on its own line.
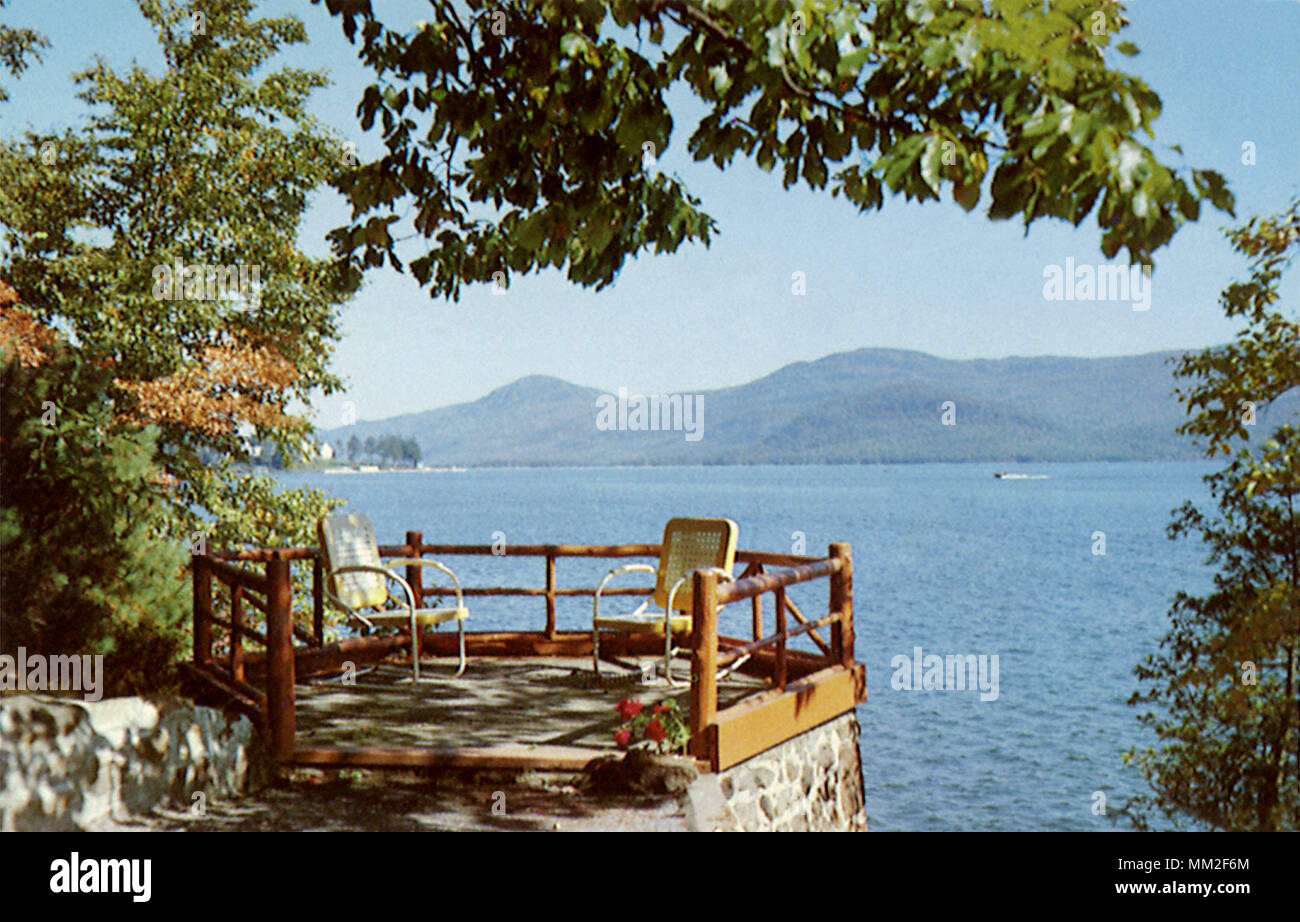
left=592, top=517, right=737, bottom=687
left=317, top=513, right=468, bottom=680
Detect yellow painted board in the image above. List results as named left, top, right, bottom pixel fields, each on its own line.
left=709, top=664, right=865, bottom=771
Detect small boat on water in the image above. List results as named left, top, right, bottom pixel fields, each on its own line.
left=994, top=472, right=1049, bottom=480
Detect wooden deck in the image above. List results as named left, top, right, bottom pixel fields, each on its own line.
left=293, top=657, right=768, bottom=768
left=189, top=537, right=864, bottom=772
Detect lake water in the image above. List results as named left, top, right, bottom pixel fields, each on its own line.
left=275, top=461, right=1214, bottom=831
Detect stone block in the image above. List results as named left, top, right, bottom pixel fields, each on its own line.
left=730, top=794, right=760, bottom=829
left=815, top=740, right=836, bottom=770
left=751, top=762, right=777, bottom=788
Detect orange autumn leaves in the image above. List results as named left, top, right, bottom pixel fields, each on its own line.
left=1, top=279, right=304, bottom=440
left=114, top=341, right=304, bottom=438
left=0, top=281, right=57, bottom=369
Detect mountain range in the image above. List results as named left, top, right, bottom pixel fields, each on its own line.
left=319, top=347, right=1299, bottom=466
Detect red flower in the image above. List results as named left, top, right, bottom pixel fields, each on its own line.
left=616, top=699, right=643, bottom=720
left=614, top=729, right=632, bottom=749
left=644, top=718, right=666, bottom=743
left=652, top=705, right=669, bottom=715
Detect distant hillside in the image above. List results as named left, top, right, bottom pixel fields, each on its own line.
left=320, top=347, right=1300, bottom=466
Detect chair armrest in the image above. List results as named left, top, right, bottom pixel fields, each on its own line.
left=653, top=567, right=734, bottom=641
left=331, top=564, right=418, bottom=621
left=593, top=564, right=657, bottom=624
left=665, top=567, right=734, bottom=615
left=385, top=557, right=465, bottom=609
left=322, top=585, right=377, bottom=630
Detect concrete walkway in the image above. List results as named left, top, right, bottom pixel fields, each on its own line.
left=94, top=770, right=699, bottom=831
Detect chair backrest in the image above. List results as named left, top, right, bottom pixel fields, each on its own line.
left=654, top=518, right=738, bottom=612
left=317, top=513, right=389, bottom=610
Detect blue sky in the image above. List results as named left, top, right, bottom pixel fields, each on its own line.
left=4, top=0, right=1299, bottom=427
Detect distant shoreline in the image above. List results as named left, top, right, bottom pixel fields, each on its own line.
left=274, top=459, right=1216, bottom=474
left=319, top=466, right=467, bottom=474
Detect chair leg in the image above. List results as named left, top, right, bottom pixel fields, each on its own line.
left=664, top=628, right=684, bottom=688
left=454, top=619, right=466, bottom=677
left=592, top=628, right=601, bottom=676
left=412, top=623, right=421, bottom=682
left=717, top=652, right=751, bottom=681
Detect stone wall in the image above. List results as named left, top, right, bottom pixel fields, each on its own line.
left=717, top=712, right=867, bottom=831
left=0, top=694, right=268, bottom=831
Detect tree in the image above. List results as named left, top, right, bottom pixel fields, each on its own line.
left=0, top=0, right=358, bottom=678
left=0, top=0, right=354, bottom=552
left=1, top=285, right=189, bottom=695
left=347, top=434, right=360, bottom=461
left=1125, top=200, right=1300, bottom=831
left=312, top=0, right=1233, bottom=300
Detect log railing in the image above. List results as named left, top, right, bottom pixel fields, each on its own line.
left=211, top=534, right=824, bottom=641
left=190, top=552, right=296, bottom=759
left=688, top=542, right=862, bottom=771
left=191, top=536, right=860, bottom=771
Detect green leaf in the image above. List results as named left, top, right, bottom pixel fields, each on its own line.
left=516, top=212, right=547, bottom=251
left=953, top=178, right=979, bottom=212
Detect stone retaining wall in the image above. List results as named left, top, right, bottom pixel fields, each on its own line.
left=0, top=694, right=268, bottom=831
left=717, top=712, right=867, bottom=831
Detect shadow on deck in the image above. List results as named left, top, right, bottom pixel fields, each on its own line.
left=294, top=657, right=768, bottom=754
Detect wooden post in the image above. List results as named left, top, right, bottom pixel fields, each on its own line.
left=404, top=531, right=423, bottom=603
left=405, top=531, right=423, bottom=673
left=544, top=552, right=557, bottom=639
left=751, top=564, right=764, bottom=640
left=192, top=554, right=212, bottom=664
left=774, top=586, right=787, bottom=691
left=689, top=570, right=718, bottom=761
left=230, top=585, right=245, bottom=682
left=312, top=555, right=324, bottom=645
left=265, top=555, right=296, bottom=762
left=830, top=543, right=855, bottom=668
